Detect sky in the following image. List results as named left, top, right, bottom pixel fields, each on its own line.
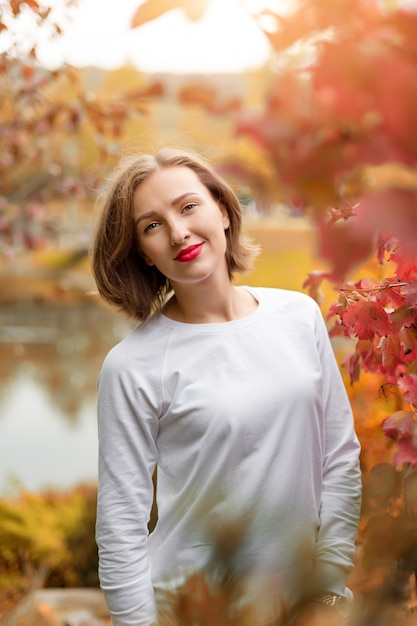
left=35, top=0, right=278, bottom=73
left=5, top=0, right=417, bottom=73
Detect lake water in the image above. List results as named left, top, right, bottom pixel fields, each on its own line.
left=0, top=301, right=133, bottom=496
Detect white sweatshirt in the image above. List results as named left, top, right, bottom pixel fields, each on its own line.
left=96, top=287, right=361, bottom=626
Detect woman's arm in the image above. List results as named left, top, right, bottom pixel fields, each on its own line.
left=96, top=352, right=160, bottom=626
left=312, top=301, right=362, bottom=595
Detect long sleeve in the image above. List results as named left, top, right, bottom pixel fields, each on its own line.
left=312, top=302, right=362, bottom=594
left=96, top=348, right=160, bottom=626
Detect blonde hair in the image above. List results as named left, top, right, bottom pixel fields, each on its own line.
left=91, top=148, right=259, bottom=321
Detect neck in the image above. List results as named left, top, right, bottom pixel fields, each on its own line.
left=164, top=276, right=257, bottom=324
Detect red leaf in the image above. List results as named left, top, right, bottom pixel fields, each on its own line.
left=402, top=280, right=417, bottom=306
left=376, top=233, right=396, bottom=264
left=359, top=339, right=384, bottom=373
left=376, top=278, right=405, bottom=309
left=400, top=326, right=417, bottom=356
left=401, top=374, right=417, bottom=406
left=390, top=306, right=417, bottom=335
left=382, top=410, right=415, bottom=441
left=390, top=251, right=417, bottom=282
left=379, top=335, right=403, bottom=377
left=342, top=300, right=391, bottom=340
left=343, top=351, right=361, bottom=385
left=393, top=436, right=417, bottom=467
left=302, top=270, right=331, bottom=304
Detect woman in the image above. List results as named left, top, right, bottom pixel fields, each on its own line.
left=92, top=148, right=361, bottom=626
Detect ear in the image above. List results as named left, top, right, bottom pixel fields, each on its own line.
left=219, top=202, right=230, bottom=230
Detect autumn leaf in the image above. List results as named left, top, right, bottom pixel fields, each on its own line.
left=376, top=278, right=405, bottom=310
left=343, top=350, right=362, bottom=384
left=376, top=233, right=396, bottom=264
left=342, top=300, right=391, bottom=340
left=130, top=0, right=211, bottom=28
left=379, top=336, right=402, bottom=375
left=178, top=83, right=241, bottom=115
left=393, top=436, right=417, bottom=467
left=21, top=64, right=35, bottom=80
left=9, top=0, right=39, bottom=16
left=328, top=200, right=357, bottom=224
left=302, top=270, right=331, bottom=304
left=400, top=326, right=417, bottom=356
left=391, top=252, right=417, bottom=282
left=401, top=374, right=417, bottom=406
left=382, top=410, right=415, bottom=441
left=390, top=306, right=417, bottom=335
left=402, top=280, right=417, bottom=306
left=125, top=81, right=164, bottom=100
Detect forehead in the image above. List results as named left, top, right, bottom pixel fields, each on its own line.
left=133, top=166, right=209, bottom=213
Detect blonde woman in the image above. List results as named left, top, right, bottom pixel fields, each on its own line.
left=92, top=148, right=361, bottom=626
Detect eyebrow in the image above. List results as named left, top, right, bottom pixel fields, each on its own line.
left=135, top=192, right=200, bottom=225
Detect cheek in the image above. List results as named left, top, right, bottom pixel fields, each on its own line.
left=136, top=236, right=154, bottom=266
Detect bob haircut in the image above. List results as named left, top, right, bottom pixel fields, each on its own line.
left=91, top=148, right=259, bottom=321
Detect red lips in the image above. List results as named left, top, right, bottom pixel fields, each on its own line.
left=174, top=243, right=204, bottom=262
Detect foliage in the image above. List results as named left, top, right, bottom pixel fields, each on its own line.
left=0, top=0, right=162, bottom=254
left=0, top=485, right=98, bottom=604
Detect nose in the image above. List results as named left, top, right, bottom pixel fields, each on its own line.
left=169, top=218, right=190, bottom=246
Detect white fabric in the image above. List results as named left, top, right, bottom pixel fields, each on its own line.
left=96, top=287, right=361, bottom=626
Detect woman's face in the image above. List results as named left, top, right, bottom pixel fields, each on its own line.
left=133, top=166, right=230, bottom=289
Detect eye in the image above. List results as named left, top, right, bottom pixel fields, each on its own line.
left=183, top=202, right=197, bottom=213
left=144, top=221, right=159, bottom=233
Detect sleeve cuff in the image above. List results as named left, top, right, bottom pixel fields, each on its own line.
left=313, top=561, right=349, bottom=597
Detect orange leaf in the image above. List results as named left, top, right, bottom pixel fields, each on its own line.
left=10, top=0, right=21, bottom=16
left=131, top=0, right=210, bottom=28
left=24, top=0, right=40, bottom=9
left=178, top=83, right=240, bottom=115
left=126, top=81, right=165, bottom=100
left=21, top=64, right=35, bottom=80
left=10, top=0, right=39, bottom=15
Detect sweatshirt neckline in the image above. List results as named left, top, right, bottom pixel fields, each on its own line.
left=157, top=286, right=264, bottom=332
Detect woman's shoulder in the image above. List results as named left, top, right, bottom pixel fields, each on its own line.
left=251, top=286, right=319, bottom=315
left=100, top=312, right=172, bottom=375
